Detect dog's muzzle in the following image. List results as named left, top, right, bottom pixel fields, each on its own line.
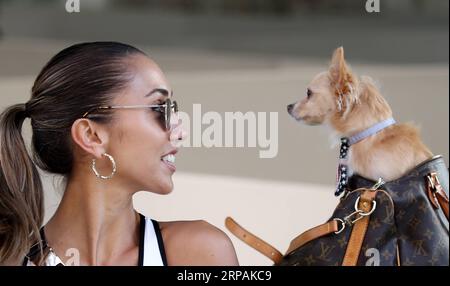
left=287, top=103, right=294, bottom=115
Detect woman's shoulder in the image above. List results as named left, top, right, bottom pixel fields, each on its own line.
left=158, top=220, right=238, bottom=266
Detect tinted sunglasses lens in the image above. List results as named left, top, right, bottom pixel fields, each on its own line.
left=165, top=99, right=171, bottom=130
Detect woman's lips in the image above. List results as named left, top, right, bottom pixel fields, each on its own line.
left=161, top=153, right=176, bottom=172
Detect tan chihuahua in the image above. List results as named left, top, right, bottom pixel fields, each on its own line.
left=287, top=47, right=432, bottom=194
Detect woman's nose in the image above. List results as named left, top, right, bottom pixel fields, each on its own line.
left=169, top=116, right=187, bottom=142
left=169, top=111, right=180, bottom=131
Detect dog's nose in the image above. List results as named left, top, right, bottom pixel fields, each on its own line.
left=287, top=103, right=294, bottom=114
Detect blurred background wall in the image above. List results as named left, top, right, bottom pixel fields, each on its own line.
left=0, top=0, right=448, bottom=265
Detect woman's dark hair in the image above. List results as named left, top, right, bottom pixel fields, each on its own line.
left=0, top=42, right=145, bottom=265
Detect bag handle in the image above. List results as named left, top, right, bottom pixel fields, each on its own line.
left=226, top=189, right=378, bottom=264
left=226, top=217, right=341, bottom=264
left=225, top=217, right=283, bottom=264
left=342, top=189, right=378, bottom=266
left=285, top=220, right=340, bottom=255
left=225, top=187, right=381, bottom=265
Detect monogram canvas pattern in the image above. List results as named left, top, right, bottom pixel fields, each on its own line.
left=278, top=156, right=449, bottom=266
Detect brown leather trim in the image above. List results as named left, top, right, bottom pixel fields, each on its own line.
left=427, top=173, right=440, bottom=209
left=225, top=217, right=283, bottom=264
left=342, top=190, right=377, bottom=266
left=285, top=220, right=339, bottom=255
left=436, top=191, right=449, bottom=220
left=426, top=172, right=449, bottom=220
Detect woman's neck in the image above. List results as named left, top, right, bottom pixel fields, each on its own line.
left=44, top=170, right=140, bottom=266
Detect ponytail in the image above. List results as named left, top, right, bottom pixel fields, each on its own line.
left=0, top=103, right=44, bottom=265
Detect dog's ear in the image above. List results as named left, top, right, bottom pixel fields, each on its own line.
left=329, top=47, right=355, bottom=95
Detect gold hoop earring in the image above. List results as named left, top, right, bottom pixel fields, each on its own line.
left=91, top=153, right=116, bottom=180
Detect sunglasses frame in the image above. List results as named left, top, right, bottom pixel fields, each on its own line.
left=82, top=99, right=178, bottom=131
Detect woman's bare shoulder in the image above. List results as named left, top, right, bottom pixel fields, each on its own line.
left=159, top=220, right=239, bottom=266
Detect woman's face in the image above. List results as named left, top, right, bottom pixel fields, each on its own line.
left=107, top=54, right=183, bottom=194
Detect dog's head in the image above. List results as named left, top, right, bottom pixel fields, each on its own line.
left=287, top=47, right=392, bottom=134
left=287, top=47, right=360, bottom=126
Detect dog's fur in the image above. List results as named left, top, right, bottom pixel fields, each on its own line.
left=288, top=47, right=433, bottom=182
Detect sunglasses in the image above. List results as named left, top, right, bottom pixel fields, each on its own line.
left=82, top=98, right=178, bottom=131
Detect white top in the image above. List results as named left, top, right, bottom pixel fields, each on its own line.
left=140, top=216, right=167, bottom=266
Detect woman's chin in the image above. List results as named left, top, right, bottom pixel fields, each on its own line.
left=161, top=184, right=174, bottom=195
left=148, top=180, right=174, bottom=195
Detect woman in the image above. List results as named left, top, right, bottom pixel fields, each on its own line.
left=0, top=42, right=239, bottom=266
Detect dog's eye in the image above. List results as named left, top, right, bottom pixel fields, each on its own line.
left=306, top=88, right=313, bottom=99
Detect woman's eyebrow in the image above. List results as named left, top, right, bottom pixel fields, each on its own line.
left=145, top=88, right=173, bottom=98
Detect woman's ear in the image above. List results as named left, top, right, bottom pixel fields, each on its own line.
left=71, top=118, right=109, bottom=158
